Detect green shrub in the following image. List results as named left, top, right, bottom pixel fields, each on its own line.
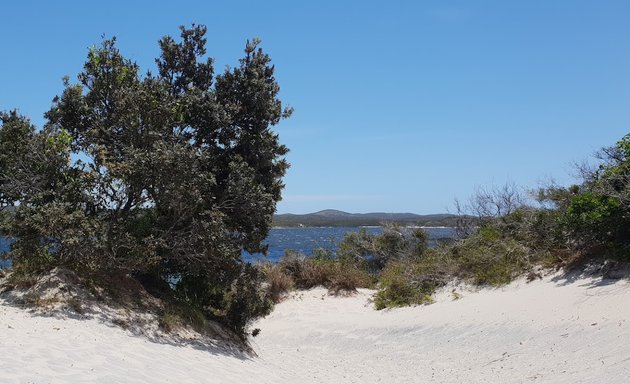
left=371, top=134, right=630, bottom=309
left=471, top=258, right=520, bottom=286
left=477, top=226, right=500, bottom=242
left=337, top=228, right=376, bottom=270
left=311, top=247, right=335, bottom=261
left=562, top=192, right=629, bottom=256
left=373, top=220, right=553, bottom=309
left=337, top=224, right=429, bottom=273
left=173, top=263, right=273, bottom=338
left=374, top=260, right=436, bottom=309
left=451, top=227, right=534, bottom=286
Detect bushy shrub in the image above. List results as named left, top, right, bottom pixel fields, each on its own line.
left=327, top=264, right=374, bottom=295
left=298, top=261, right=333, bottom=288
left=337, top=229, right=376, bottom=270
left=372, top=135, right=630, bottom=310
left=562, top=192, right=629, bottom=256
left=276, top=250, right=308, bottom=279
left=337, top=224, right=428, bottom=273
left=450, top=230, right=533, bottom=286
left=274, top=250, right=374, bottom=295
left=372, top=217, right=557, bottom=309
left=556, top=134, right=630, bottom=259
left=374, top=259, right=440, bottom=309
left=277, top=250, right=334, bottom=288
left=261, top=263, right=295, bottom=303
left=174, top=263, right=273, bottom=338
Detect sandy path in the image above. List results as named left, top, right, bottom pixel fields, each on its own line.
left=254, top=274, right=630, bottom=383
left=1, top=273, right=629, bottom=383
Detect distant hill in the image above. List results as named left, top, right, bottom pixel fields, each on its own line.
left=273, top=210, right=460, bottom=227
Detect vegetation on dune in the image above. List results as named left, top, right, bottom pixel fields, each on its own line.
left=261, top=249, right=375, bottom=302
left=266, top=134, right=630, bottom=310
left=0, top=25, right=290, bottom=337
left=262, top=224, right=425, bottom=302
left=372, top=135, right=630, bottom=309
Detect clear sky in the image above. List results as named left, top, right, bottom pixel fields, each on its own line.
left=1, top=1, right=629, bottom=214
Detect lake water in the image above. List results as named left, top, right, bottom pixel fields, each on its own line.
left=244, top=226, right=456, bottom=263
left=0, top=227, right=457, bottom=268
left=0, top=238, right=10, bottom=269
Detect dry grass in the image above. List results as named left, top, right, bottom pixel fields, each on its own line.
left=298, top=262, right=334, bottom=288
left=328, top=265, right=374, bottom=296
left=158, top=312, right=182, bottom=332
left=262, top=253, right=375, bottom=300
left=263, top=264, right=295, bottom=303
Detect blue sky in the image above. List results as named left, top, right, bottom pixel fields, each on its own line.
left=1, top=1, right=629, bottom=214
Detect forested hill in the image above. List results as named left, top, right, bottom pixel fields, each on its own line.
left=273, top=210, right=460, bottom=227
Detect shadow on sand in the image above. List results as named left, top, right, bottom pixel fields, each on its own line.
left=550, top=259, right=630, bottom=290
left=0, top=268, right=254, bottom=360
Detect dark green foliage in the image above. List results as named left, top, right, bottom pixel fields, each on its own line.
left=0, top=111, right=36, bottom=208
left=563, top=192, right=626, bottom=249
left=539, top=135, right=630, bottom=259
left=337, top=224, right=428, bottom=272
left=0, top=111, right=90, bottom=272
left=0, top=25, right=290, bottom=335
left=553, top=134, right=630, bottom=258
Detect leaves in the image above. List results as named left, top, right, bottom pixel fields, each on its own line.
left=1, top=25, right=290, bottom=335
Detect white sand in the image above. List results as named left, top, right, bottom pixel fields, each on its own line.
left=2, top=272, right=630, bottom=383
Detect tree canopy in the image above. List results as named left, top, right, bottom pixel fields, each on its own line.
left=0, top=25, right=291, bottom=334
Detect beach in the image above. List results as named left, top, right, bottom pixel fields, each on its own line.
left=1, top=271, right=629, bottom=383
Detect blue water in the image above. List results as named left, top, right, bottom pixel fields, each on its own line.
left=0, top=227, right=457, bottom=268
left=244, top=226, right=456, bottom=263
left=0, top=237, right=10, bottom=269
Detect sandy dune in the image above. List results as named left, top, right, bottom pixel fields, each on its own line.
left=1, top=272, right=630, bottom=383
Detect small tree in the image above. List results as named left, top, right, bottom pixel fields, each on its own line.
left=1, top=25, right=291, bottom=335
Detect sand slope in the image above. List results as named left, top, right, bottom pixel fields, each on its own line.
left=2, top=272, right=630, bottom=383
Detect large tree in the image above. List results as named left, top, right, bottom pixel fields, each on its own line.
left=1, top=25, right=291, bottom=333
